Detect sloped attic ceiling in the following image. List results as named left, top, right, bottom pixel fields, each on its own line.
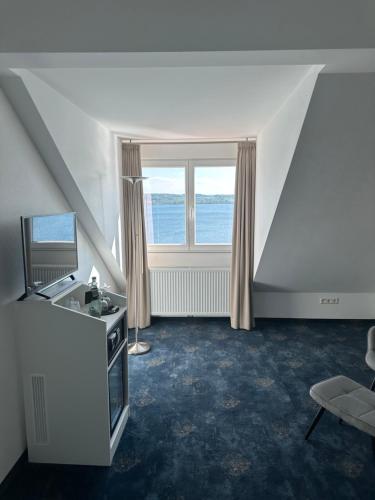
left=29, top=66, right=315, bottom=138
left=13, top=65, right=321, bottom=283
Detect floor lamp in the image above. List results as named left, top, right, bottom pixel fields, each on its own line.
left=121, top=175, right=151, bottom=355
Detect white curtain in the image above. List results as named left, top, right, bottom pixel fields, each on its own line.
left=230, top=142, right=256, bottom=330
left=122, top=143, right=151, bottom=329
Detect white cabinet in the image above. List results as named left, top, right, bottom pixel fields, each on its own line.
left=15, top=282, right=129, bottom=466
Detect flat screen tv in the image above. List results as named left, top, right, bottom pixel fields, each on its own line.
left=21, top=212, right=78, bottom=296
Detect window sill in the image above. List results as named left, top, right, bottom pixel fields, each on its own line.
left=147, top=246, right=232, bottom=254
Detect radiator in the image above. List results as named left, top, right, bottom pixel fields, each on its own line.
left=150, top=268, right=230, bottom=316
left=32, top=265, right=76, bottom=284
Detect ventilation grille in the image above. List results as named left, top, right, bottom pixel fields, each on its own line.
left=150, top=268, right=230, bottom=316
left=31, top=374, right=49, bottom=444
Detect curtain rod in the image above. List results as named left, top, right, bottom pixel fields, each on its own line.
left=121, top=138, right=256, bottom=145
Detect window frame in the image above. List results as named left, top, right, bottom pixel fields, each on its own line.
left=142, top=158, right=236, bottom=253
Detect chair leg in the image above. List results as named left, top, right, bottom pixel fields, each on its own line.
left=370, top=377, right=375, bottom=391
left=305, top=407, right=325, bottom=441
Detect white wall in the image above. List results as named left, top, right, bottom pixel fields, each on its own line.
left=0, top=88, right=116, bottom=483
left=141, top=143, right=237, bottom=269
left=254, top=68, right=320, bottom=272
left=255, top=74, right=375, bottom=318
left=0, top=1, right=374, bottom=52
left=0, top=306, right=25, bottom=486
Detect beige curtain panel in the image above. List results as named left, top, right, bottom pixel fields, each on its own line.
left=122, top=143, right=151, bottom=329
left=230, top=141, right=256, bottom=330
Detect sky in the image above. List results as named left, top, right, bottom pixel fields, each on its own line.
left=142, top=166, right=235, bottom=195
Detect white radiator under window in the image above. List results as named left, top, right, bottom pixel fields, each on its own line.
left=150, top=268, right=230, bottom=316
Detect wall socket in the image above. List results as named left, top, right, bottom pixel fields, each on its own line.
left=320, top=297, right=340, bottom=305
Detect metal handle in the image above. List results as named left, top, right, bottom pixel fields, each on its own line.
left=108, top=328, right=120, bottom=350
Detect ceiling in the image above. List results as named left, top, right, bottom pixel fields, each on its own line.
left=30, top=65, right=315, bottom=138
left=1, top=1, right=375, bottom=53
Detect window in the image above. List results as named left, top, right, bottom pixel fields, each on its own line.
left=142, top=159, right=236, bottom=251
left=143, top=166, right=186, bottom=245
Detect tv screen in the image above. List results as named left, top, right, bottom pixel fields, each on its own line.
left=21, top=212, right=78, bottom=295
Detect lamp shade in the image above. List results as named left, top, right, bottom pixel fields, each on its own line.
left=121, top=176, right=148, bottom=184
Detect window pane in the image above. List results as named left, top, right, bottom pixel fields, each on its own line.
left=195, top=166, right=235, bottom=245
left=143, top=167, right=186, bottom=245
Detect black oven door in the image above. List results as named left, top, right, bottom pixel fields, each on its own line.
left=108, top=348, right=125, bottom=435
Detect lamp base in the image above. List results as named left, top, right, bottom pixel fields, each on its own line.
left=128, top=341, right=151, bottom=356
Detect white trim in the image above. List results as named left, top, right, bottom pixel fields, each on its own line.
left=254, top=292, right=375, bottom=319
left=189, top=159, right=237, bottom=166
left=142, top=159, right=188, bottom=168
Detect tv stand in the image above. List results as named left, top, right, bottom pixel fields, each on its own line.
left=18, top=275, right=77, bottom=301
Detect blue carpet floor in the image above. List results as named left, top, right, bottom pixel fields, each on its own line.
left=2, top=317, right=375, bottom=500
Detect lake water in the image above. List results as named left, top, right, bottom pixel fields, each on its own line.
left=145, top=203, right=234, bottom=244
left=32, top=206, right=234, bottom=246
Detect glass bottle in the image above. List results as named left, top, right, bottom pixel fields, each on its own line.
left=88, top=277, right=102, bottom=317
left=100, top=283, right=112, bottom=314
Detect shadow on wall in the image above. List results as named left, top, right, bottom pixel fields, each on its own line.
left=254, top=281, right=292, bottom=292
left=0, top=221, right=26, bottom=303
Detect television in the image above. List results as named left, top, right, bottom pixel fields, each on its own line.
left=21, top=212, right=78, bottom=296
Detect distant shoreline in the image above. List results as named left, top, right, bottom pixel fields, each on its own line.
left=145, top=193, right=234, bottom=205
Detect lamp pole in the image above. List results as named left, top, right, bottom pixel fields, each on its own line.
left=121, top=175, right=150, bottom=355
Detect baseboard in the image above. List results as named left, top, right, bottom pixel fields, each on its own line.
left=153, top=293, right=375, bottom=320
left=254, top=292, right=375, bottom=319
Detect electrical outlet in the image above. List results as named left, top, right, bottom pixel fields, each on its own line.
left=320, top=297, right=339, bottom=305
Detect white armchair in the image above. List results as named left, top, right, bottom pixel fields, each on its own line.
left=366, top=326, right=375, bottom=391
